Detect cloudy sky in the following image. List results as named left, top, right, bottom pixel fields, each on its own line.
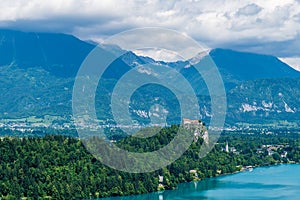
left=0, top=0, right=300, bottom=69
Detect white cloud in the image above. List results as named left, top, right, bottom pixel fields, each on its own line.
left=134, top=49, right=183, bottom=62
left=279, top=57, right=300, bottom=71
left=236, top=3, right=262, bottom=16
left=0, top=0, right=299, bottom=58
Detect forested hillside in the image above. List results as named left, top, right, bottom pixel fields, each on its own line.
left=1, top=126, right=300, bottom=199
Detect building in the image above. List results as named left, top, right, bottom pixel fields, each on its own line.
left=182, top=118, right=208, bottom=144
left=189, top=170, right=199, bottom=180
left=182, top=118, right=200, bottom=125
left=158, top=175, right=164, bottom=183
left=225, top=141, right=229, bottom=153
left=281, top=151, right=288, bottom=158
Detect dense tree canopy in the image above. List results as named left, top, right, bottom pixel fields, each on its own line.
left=0, top=127, right=299, bottom=199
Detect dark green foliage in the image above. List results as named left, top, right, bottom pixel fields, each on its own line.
left=0, top=128, right=300, bottom=199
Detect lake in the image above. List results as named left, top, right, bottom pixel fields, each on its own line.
left=102, top=164, right=300, bottom=200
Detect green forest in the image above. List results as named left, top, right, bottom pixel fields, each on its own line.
left=1, top=126, right=300, bottom=199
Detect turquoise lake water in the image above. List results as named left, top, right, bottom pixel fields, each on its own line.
left=102, top=164, right=300, bottom=200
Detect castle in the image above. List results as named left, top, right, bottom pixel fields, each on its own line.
left=182, top=118, right=208, bottom=144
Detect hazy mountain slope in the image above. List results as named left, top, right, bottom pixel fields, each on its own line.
left=226, top=78, right=300, bottom=126
left=0, top=29, right=96, bottom=77
left=210, top=48, right=300, bottom=80
left=0, top=29, right=299, bottom=128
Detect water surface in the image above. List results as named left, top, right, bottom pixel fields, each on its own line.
left=102, top=164, right=300, bottom=200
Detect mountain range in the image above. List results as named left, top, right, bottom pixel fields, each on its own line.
left=0, top=29, right=300, bottom=130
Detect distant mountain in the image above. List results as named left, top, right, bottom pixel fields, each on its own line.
left=226, top=78, right=300, bottom=125
left=166, top=48, right=300, bottom=94
left=0, top=29, right=300, bottom=129
left=0, top=29, right=95, bottom=77
left=210, top=48, right=300, bottom=80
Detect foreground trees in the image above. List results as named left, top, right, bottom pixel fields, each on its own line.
left=0, top=127, right=299, bottom=199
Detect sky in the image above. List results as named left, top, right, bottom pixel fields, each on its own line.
left=0, top=0, right=300, bottom=69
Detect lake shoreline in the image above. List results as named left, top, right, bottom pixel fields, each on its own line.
left=101, top=163, right=300, bottom=200
left=100, top=163, right=300, bottom=199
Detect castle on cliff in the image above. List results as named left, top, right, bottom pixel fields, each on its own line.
left=182, top=118, right=208, bottom=144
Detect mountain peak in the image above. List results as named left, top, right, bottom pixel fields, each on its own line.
left=209, top=48, right=300, bottom=80
left=0, top=29, right=95, bottom=77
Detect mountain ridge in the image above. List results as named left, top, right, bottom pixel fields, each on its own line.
left=1, top=29, right=299, bottom=79
left=0, top=29, right=299, bottom=129
left=209, top=48, right=300, bottom=80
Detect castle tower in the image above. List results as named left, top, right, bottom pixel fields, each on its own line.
left=225, top=141, right=229, bottom=153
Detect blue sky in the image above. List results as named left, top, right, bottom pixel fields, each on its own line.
left=0, top=0, right=300, bottom=69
